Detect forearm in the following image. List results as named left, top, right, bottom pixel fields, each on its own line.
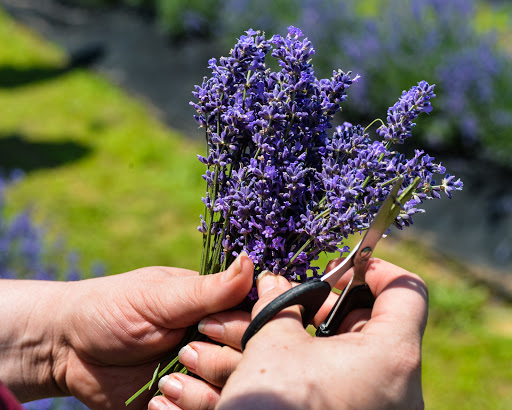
left=0, top=279, right=71, bottom=402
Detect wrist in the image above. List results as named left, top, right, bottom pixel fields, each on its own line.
left=0, top=279, right=73, bottom=402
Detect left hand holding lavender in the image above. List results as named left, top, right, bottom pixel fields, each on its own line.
left=0, top=253, right=253, bottom=410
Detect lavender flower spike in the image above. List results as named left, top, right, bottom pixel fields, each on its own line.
left=377, top=81, right=436, bottom=144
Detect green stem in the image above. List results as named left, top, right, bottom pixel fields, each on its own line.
left=285, top=236, right=314, bottom=270
left=125, top=326, right=202, bottom=406
left=201, top=166, right=219, bottom=276
left=364, top=117, right=385, bottom=133
left=211, top=206, right=233, bottom=273
left=199, top=115, right=211, bottom=276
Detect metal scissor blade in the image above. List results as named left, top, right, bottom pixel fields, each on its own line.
left=352, top=176, right=405, bottom=273
left=321, top=177, right=406, bottom=288
left=320, top=241, right=359, bottom=287
left=355, top=175, right=420, bottom=270
left=318, top=177, right=413, bottom=335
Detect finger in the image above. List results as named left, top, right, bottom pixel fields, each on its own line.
left=252, top=271, right=299, bottom=319
left=362, top=258, right=428, bottom=339
left=325, top=257, right=345, bottom=276
left=178, top=341, right=241, bottom=387
left=198, top=310, right=251, bottom=351
left=145, top=252, right=254, bottom=329
left=311, top=269, right=354, bottom=328
left=243, top=271, right=305, bottom=347
left=149, top=395, right=181, bottom=410
left=150, top=373, right=220, bottom=410
left=325, top=256, right=355, bottom=291
left=336, top=308, right=372, bottom=333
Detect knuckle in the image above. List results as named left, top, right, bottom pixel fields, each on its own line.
left=197, top=388, right=219, bottom=410
left=183, top=277, right=209, bottom=312
left=401, top=343, right=422, bottom=374
left=224, top=320, right=249, bottom=345
left=253, top=287, right=286, bottom=314
left=209, top=345, right=236, bottom=385
left=388, top=338, right=422, bottom=376
left=377, top=340, right=423, bottom=408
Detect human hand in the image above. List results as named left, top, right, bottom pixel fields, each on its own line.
left=0, top=253, right=254, bottom=409
left=150, top=258, right=427, bottom=410
left=215, top=258, right=428, bottom=409
left=148, top=308, right=250, bottom=410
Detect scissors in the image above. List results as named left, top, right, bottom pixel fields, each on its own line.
left=241, top=176, right=419, bottom=350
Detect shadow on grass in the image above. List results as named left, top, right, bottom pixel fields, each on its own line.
left=0, top=134, right=91, bottom=173
left=0, top=44, right=105, bottom=88
left=0, top=65, right=76, bottom=88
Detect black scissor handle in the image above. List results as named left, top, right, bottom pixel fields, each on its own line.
left=241, top=279, right=331, bottom=351
left=315, top=284, right=375, bottom=337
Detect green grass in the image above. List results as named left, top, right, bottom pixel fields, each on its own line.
left=0, top=8, right=205, bottom=274
left=375, top=239, right=512, bottom=409
left=1, top=7, right=511, bottom=408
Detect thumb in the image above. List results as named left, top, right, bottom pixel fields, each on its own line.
left=248, top=271, right=303, bottom=342
left=162, top=252, right=254, bottom=328
left=251, top=271, right=293, bottom=318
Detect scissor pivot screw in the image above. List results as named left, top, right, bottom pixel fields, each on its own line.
left=360, top=246, right=372, bottom=259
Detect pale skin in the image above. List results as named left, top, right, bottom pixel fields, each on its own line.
left=151, top=258, right=428, bottom=410
left=0, top=255, right=427, bottom=410
left=0, top=254, right=254, bottom=409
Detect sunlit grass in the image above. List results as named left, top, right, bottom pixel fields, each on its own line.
left=0, top=8, right=205, bottom=274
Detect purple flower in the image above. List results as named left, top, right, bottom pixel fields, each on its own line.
left=376, top=81, right=436, bottom=144
left=441, top=174, right=464, bottom=199
left=192, top=27, right=462, bottom=290
left=0, top=173, right=103, bottom=282
left=218, top=0, right=512, bottom=162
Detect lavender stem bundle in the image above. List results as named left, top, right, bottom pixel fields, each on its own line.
left=127, top=26, right=462, bottom=405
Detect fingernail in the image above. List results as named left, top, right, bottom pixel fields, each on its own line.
left=198, top=318, right=224, bottom=339
left=256, top=270, right=278, bottom=295
left=222, top=251, right=249, bottom=282
left=178, top=345, right=198, bottom=370
left=157, top=375, right=182, bottom=400
left=148, top=396, right=174, bottom=409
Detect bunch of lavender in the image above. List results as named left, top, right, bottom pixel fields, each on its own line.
left=191, top=27, right=462, bottom=293
left=128, top=26, right=462, bottom=404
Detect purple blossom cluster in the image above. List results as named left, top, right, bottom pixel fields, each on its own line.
left=0, top=174, right=102, bottom=281
left=333, top=0, right=512, bottom=150
left=191, top=27, right=462, bottom=288
left=376, top=81, right=436, bottom=144
left=0, top=173, right=52, bottom=280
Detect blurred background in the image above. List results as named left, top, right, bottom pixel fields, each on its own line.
left=0, top=0, right=511, bottom=408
